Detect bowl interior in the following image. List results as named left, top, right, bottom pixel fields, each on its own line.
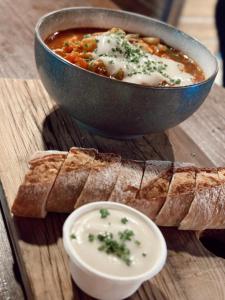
left=37, top=7, right=217, bottom=80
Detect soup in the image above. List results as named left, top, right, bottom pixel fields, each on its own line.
left=45, top=27, right=205, bottom=87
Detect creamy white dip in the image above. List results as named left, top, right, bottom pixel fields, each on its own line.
left=70, top=207, right=161, bottom=277
left=93, top=31, right=194, bottom=86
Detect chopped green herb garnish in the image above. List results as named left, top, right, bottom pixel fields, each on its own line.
left=99, top=208, right=110, bottom=219
left=70, top=234, right=76, bottom=240
left=142, top=253, right=147, bottom=257
left=118, top=229, right=134, bottom=241
left=121, top=217, right=128, bottom=224
left=134, top=240, right=141, bottom=246
left=175, top=79, right=181, bottom=84
left=88, top=233, right=95, bottom=242
left=62, top=31, right=182, bottom=86
left=97, top=231, right=132, bottom=266
left=97, top=232, right=113, bottom=241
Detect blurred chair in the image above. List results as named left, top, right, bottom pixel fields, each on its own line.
left=112, top=0, right=185, bottom=26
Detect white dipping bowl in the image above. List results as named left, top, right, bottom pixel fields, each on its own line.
left=63, top=202, right=167, bottom=300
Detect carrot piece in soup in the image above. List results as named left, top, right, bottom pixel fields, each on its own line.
left=74, top=57, right=88, bottom=69
left=64, top=45, right=73, bottom=53
left=65, top=53, right=76, bottom=63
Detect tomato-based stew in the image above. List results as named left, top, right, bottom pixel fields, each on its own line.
left=45, top=27, right=205, bottom=87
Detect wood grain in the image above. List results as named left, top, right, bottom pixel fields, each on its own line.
left=180, top=84, right=225, bottom=166
left=0, top=0, right=224, bottom=298
left=0, top=0, right=119, bottom=298
left=0, top=0, right=118, bottom=79
left=0, top=78, right=225, bottom=300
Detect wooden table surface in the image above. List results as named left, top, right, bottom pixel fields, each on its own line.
left=0, top=1, right=118, bottom=299
left=0, top=1, right=225, bottom=300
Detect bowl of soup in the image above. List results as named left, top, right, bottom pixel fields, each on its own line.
left=63, top=202, right=167, bottom=299
left=35, top=7, right=218, bottom=138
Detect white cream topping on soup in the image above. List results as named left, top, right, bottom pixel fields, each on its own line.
left=70, top=207, right=161, bottom=277
left=93, top=31, right=194, bottom=86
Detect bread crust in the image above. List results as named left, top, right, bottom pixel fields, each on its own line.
left=109, top=159, right=144, bottom=204
left=155, top=162, right=196, bottom=226
left=179, top=168, right=221, bottom=230
left=46, top=147, right=97, bottom=212
left=207, top=168, right=225, bottom=229
left=11, top=148, right=225, bottom=229
left=136, top=160, right=173, bottom=220
left=11, top=151, right=67, bottom=218
left=75, top=152, right=121, bottom=208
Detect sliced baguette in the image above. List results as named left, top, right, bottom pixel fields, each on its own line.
left=108, top=159, right=144, bottom=203
left=75, top=152, right=121, bottom=208
left=11, top=151, right=67, bottom=218
left=46, top=147, right=97, bottom=213
left=136, top=160, right=173, bottom=220
left=155, top=163, right=196, bottom=226
left=179, top=168, right=221, bottom=230
left=207, top=168, right=225, bottom=229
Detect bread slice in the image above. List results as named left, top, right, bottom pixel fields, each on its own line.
left=11, top=151, right=67, bottom=218
left=46, top=147, right=97, bottom=213
left=179, top=168, right=221, bottom=230
left=75, top=153, right=121, bottom=208
left=136, top=160, right=173, bottom=220
left=155, top=162, right=196, bottom=226
left=207, top=167, right=225, bottom=229
left=108, top=159, right=144, bottom=204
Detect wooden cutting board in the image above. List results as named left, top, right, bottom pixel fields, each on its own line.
left=0, top=78, right=224, bottom=300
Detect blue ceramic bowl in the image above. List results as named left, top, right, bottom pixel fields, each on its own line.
left=35, top=7, right=218, bottom=139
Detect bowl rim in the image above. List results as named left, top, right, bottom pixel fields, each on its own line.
left=35, top=6, right=218, bottom=90
left=63, top=201, right=167, bottom=282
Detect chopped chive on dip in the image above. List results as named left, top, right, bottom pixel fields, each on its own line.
left=134, top=240, right=141, bottom=246
left=118, top=229, right=134, bottom=241
left=69, top=207, right=159, bottom=277
left=83, top=228, right=142, bottom=266
left=99, top=208, right=110, bottom=218
left=88, top=233, right=95, bottom=242
left=96, top=232, right=132, bottom=266
left=121, top=217, right=128, bottom=224
left=70, top=233, right=76, bottom=240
